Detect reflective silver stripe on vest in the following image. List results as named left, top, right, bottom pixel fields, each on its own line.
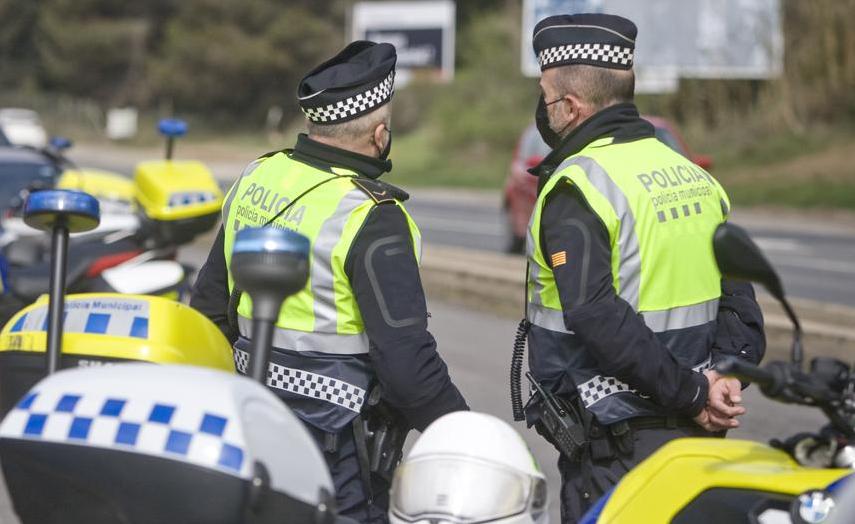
left=311, top=188, right=370, bottom=332
left=577, top=355, right=713, bottom=408
left=526, top=207, right=544, bottom=306
left=222, top=158, right=263, bottom=225
left=238, top=316, right=369, bottom=355
left=234, top=348, right=365, bottom=412
left=555, top=156, right=641, bottom=309
left=526, top=303, right=574, bottom=334
left=412, top=224, right=423, bottom=263
left=641, top=298, right=719, bottom=333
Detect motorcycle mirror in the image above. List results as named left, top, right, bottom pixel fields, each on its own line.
left=713, top=222, right=804, bottom=368
left=23, top=190, right=100, bottom=374
left=713, top=222, right=783, bottom=298
left=230, top=227, right=309, bottom=384
left=157, top=118, right=187, bottom=161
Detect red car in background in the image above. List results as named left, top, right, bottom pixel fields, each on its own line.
left=502, top=117, right=713, bottom=253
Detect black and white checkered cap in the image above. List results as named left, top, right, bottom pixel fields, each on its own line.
left=533, top=13, right=636, bottom=71
left=298, top=41, right=396, bottom=125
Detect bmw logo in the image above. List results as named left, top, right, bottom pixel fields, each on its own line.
left=791, top=490, right=836, bottom=523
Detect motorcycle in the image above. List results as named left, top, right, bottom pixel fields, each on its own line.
left=0, top=189, right=234, bottom=417
left=580, top=222, right=853, bottom=524
left=0, top=118, right=223, bottom=326
left=0, top=188, right=339, bottom=523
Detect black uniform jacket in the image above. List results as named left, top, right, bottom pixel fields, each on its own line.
left=530, top=104, right=766, bottom=416
left=190, top=135, right=469, bottom=431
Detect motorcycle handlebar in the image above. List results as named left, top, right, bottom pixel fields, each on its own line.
left=716, top=357, right=777, bottom=389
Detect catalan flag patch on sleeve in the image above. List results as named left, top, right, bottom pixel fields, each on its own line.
left=551, top=251, right=567, bottom=268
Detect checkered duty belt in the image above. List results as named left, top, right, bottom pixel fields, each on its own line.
left=576, top=356, right=713, bottom=408
left=233, top=348, right=366, bottom=413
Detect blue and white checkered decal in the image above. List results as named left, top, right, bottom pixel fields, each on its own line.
left=0, top=390, right=248, bottom=478
left=9, top=297, right=150, bottom=339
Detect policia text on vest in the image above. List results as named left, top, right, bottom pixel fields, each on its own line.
left=232, top=181, right=307, bottom=231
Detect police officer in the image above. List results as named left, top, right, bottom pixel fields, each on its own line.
left=523, top=14, right=766, bottom=521
left=191, top=41, right=468, bottom=523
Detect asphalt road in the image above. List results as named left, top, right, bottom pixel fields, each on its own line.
left=404, top=192, right=855, bottom=308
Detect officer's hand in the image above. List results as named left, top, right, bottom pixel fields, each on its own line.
left=692, top=407, right=724, bottom=432
left=705, top=369, right=746, bottom=419
left=693, top=370, right=745, bottom=431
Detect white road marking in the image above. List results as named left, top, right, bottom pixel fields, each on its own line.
left=772, top=255, right=855, bottom=275
left=415, top=215, right=504, bottom=236
left=755, top=237, right=807, bottom=253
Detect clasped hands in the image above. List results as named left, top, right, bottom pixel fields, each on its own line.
left=693, top=369, right=746, bottom=432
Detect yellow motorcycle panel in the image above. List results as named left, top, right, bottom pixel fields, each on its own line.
left=0, top=293, right=234, bottom=371
left=57, top=169, right=135, bottom=205
left=598, top=438, right=849, bottom=523
left=134, top=160, right=223, bottom=221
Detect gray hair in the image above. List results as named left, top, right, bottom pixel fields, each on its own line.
left=554, top=64, right=635, bottom=109
left=306, top=104, right=391, bottom=141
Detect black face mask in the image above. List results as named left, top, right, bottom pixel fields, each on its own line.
left=535, top=94, right=572, bottom=149
left=376, top=126, right=392, bottom=160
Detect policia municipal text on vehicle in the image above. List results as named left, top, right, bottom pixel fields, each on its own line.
left=514, top=14, right=766, bottom=522
left=191, top=42, right=468, bottom=523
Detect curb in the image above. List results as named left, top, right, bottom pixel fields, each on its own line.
left=420, top=244, right=855, bottom=342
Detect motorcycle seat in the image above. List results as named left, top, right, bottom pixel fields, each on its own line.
left=7, top=256, right=91, bottom=302
left=6, top=237, right=139, bottom=301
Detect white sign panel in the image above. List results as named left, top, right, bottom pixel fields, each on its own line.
left=521, top=0, right=783, bottom=92
left=351, top=1, right=456, bottom=84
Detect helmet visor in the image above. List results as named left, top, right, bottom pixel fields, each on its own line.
left=390, top=456, right=542, bottom=523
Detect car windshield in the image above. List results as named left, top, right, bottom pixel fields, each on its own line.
left=653, top=127, right=687, bottom=156
left=0, top=162, right=58, bottom=209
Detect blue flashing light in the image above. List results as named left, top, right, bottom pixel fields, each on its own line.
left=232, top=227, right=310, bottom=260
left=158, top=118, right=188, bottom=138
left=23, top=190, right=100, bottom=233
left=49, top=136, right=73, bottom=150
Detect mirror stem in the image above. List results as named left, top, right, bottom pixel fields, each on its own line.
left=46, top=221, right=69, bottom=374
left=250, top=317, right=274, bottom=384
left=781, top=297, right=803, bottom=369
left=165, top=137, right=174, bottom=161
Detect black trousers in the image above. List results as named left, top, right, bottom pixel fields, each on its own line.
left=308, top=425, right=391, bottom=524
left=558, top=425, right=715, bottom=523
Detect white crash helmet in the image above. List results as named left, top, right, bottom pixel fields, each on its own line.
left=389, top=411, right=548, bottom=524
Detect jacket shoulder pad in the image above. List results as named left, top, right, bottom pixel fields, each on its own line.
left=351, top=178, right=410, bottom=203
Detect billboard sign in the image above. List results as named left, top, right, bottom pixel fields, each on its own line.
left=351, top=1, right=456, bottom=84
left=521, top=0, right=783, bottom=93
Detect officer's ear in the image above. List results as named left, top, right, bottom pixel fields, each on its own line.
left=561, top=93, right=597, bottom=124
left=372, top=122, right=387, bottom=149
left=560, top=92, right=586, bottom=125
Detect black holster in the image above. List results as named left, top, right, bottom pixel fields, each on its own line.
left=357, top=386, right=408, bottom=483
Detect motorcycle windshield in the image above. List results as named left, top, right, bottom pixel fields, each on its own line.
left=390, top=456, right=543, bottom=523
